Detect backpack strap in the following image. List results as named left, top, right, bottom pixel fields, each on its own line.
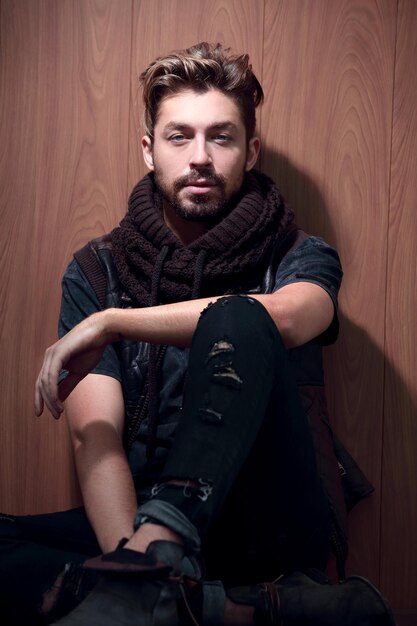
left=74, top=235, right=112, bottom=309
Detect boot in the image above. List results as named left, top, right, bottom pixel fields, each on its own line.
left=52, top=540, right=189, bottom=626
left=227, top=570, right=397, bottom=626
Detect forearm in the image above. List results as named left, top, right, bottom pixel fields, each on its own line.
left=72, top=425, right=138, bottom=552
left=102, top=294, right=283, bottom=348
left=65, top=376, right=138, bottom=553
left=100, top=285, right=332, bottom=349
left=104, top=297, right=217, bottom=348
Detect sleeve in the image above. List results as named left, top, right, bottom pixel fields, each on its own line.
left=273, top=235, right=343, bottom=345
left=58, top=259, right=122, bottom=382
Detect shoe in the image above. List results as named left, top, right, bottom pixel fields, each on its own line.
left=227, top=570, right=397, bottom=626
left=52, top=540, right=186, bottom=626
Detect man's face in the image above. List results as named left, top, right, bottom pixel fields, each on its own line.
left=142, top=89, right=260, bottom=223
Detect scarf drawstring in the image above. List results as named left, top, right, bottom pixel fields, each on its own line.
left=150, top=245, right=170, bottom=306
left=191, top=249, right=208, bottom=299
left=146, top=247, right=208, bottom=460
left=146, top=245, right=170, bottom=460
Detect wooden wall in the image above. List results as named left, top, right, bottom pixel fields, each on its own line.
left=0, top=0, right=416, bottom=618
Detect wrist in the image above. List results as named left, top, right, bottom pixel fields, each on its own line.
left=96, top=309, right=121, bottom=344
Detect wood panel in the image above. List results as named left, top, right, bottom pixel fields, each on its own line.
left=128, top=0, right=265, bottom=189
left=0, top=0, right=132, bottom=513
left=0, top=0, right=42, bottom=512
left=381, top=0, right=417, bottom=610
left=261, top=0, right=397, bottom=583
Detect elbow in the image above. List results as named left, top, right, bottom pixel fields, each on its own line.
left=275, top=314, right=300, bottom=348
left=69, top=424, right=92, bottom=456
left=262, top=296, right=300, bottom=348
left=69, top=419, right=123, bottom=455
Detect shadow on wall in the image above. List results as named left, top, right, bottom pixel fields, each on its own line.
left=260, top=146, right=415, bottom=590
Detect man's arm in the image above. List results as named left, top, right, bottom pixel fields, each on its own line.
left=100, top=282, right=332, bottom=348
left=35, top=281, right=333, bottom=418
left=65, top=373, right=138, bottom=552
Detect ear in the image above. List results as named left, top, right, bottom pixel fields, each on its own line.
left=141, top=135, right=154, bottom=171
left=245, top=136, right=261, bottom=171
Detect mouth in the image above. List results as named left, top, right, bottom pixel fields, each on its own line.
left=184, top=180, right=216, bottom=194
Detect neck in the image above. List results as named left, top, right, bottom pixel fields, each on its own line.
left=162, top=200, right=211, bottom=246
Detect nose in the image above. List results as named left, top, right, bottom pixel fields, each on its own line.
left=189, top=137, right=212, bottom=167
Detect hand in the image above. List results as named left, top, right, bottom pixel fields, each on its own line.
left=35, top=312, right=116, bottom=419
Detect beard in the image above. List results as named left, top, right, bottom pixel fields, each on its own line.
left=154, top=165, right=244, bottom=222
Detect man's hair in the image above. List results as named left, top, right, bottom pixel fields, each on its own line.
left=139, top=42, right=264, bottom=141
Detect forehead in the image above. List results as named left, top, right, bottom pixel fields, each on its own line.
left=155, top=88, right=244, bottom=130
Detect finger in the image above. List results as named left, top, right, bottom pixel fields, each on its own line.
left=35, top=343, right=67, bottom=419
left=40, top=378, right=63, bottom=419
left=44, top=349, right=66, bottom=418
left=46, top=384, right=64, bottom=419
left=34, top=377, right=44, bottom=417
left=38, top=364, right=63, bottom=420
left=44, top=392, right=64, bottom=419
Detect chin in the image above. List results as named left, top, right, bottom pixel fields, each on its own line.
left=175, top=199, right=230, bottom=222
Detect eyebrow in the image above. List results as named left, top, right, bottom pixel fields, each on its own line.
left=162, top=121, right=238, bottom=133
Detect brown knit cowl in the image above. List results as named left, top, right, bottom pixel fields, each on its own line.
left=110, top=170, right=295, bottom=306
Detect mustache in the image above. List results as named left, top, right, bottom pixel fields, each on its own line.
left=173, top=169, right=226, bottom=191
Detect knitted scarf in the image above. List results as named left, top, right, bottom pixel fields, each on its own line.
left=111, top=170, right=295, bottom=305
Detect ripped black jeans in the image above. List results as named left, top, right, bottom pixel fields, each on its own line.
left=137, top=295, right=332, bottom=582
left=0, top=296, right=332, bottom=623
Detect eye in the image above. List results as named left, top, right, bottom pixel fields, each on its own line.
left=169, top=134, right=187, bottom=144
left=213, top=133, right=232, bottom=143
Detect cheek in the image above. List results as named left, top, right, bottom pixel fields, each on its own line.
left=225, top=155, right=247, bottom=182
left=220, top=152, right=245, bottom=175
left=154, top=154, right=177, bottom=181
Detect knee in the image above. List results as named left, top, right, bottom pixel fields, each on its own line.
left=199, top=295, right=283, bottom=348
left=200, top=295, right=271, bottom=325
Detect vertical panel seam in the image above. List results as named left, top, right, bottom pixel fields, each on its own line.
left=259, top=0, right=266, bottom=144
left=379, top=0, right=399, bottom=590
left=34, top=0, right=42, bottom=239
left=259, top=0, right=267, bottom=167
left=126, top=0, right=135, bottom=200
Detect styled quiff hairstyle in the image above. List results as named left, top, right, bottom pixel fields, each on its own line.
left=139, top=42, right=264, bottom=141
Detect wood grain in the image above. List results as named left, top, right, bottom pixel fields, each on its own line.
left=261, top=0, right=397, bottom=582
left=381, top=0, right=417, bottom=609
left=0, top=0, right=43, bottom=513
left=0, top=0, right=132, bottom=513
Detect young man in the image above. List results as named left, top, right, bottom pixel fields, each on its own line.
left=1, top=43, right=393, bottom=625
